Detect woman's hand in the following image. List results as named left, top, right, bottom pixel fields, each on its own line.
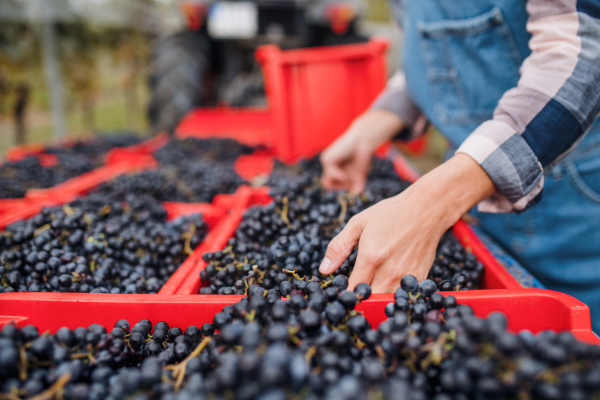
left=321, top=109, right=404, bottom=193
left=319, top=154, right=496, bottom=292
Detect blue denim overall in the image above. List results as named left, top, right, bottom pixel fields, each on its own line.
left=400, top=0, right=600, bottom=331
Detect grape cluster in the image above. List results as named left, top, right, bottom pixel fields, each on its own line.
left=84, top=167, right=243, bottom=204
left=0, top=137, right=263, bottom=293
left=154, top=137, right=254, bottom=165
left=94, top=137, right=253, bottom=204
left=267, top=156, right=408, bottom=202
left=1, top=277, right=599, bottom=400
left=0, top=133, right=141, bottom=199
left=0, top=198, right=207, bottom=294
left=154, top=137, right=252, bottom=202
left=45, top=133, right=141, bottom=161
left=0, top=157, right=86, bottom=198
left=200, top=158, right=479, bottom=294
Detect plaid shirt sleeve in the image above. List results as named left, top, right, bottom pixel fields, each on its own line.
left=457, top=0, right=600, bottom=213
left=371, top=71, right=429, bottom=141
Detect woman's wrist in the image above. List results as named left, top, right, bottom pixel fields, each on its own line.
left=408, top=153, right=496, bottom=229
left=354, top=109, right=405, bottom=153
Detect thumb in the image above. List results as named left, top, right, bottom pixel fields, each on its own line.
left=319, top=217, right=364, bottom=275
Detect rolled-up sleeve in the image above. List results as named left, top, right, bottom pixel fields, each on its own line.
left=372, top=71, right=429, bottom=140
left=456, top=0, right=600, bottom=213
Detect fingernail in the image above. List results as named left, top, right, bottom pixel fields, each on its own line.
left=319, top=257, right=332, bottom=274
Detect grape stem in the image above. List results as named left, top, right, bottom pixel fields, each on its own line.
left=26, top=372, right=71, bottom=400
left=164, top=336, right=212, bottom=392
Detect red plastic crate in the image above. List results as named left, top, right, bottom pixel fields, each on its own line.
left=0, top=289, right=596, bottom=344
left=173, top=186, right=272, bottom=295
left=0, top=200, right=57, bottom=230
left=24, top=154, right=157, bottom=203
left=0, top=200, right=227, bottom=296
left=234, top=149, right=275, bottom=182
left=0, top=136, right=160, bottom=215
left=104, top=133, right=170, bottom=165
left=0, top=199, right=33, bottom=215
left=177, top=108, right=275, bottom=148
left=0, top=156, right=228, bottom=295
left=258, top=39, right=388, bottom=162
left=176, top=39, right=389, bottom=162
left=5, top=142, right=47, bottom=162
left=174, top=186, right=520, bottom=295
left=4, top=133, right=161, bottom=164
left=0, top=154, right=155, bottom=217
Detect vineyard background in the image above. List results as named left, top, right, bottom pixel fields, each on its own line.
left=0, top=0, right=412, bottom=156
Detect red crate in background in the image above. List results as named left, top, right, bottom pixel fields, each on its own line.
left=104, top=132, right=170, bottom=165
left=5, top=142, right=48, bottom=162
left=0, top=200, right=56, bottom=230
left=0, top=134, right=162, bottom=215
left=0, top=198, right=228, bottom=296
left=177, top=108, right=275, bottom=148
left=24, top=154, right=157, bottom=204
left=256, top=39, right=388, bottom=162
left=0, top=154, right=227, bottom=295
left=0, top=199, right=33, bottom=215
left=0, top=289, right=596, bottom=344
left=234, top=149, right=275, bottom=182
left=0, top=156, right=156, bottom=229
left=176, top=39, right=389, bottom=162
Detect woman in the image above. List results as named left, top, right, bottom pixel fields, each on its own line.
left=319, top=0, right=600, bottom=331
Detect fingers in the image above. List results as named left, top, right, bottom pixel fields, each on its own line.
left=369, top=259, right=401, bottom=293
left=320, top=150, right=349, bottom=190
left=369, top=247, right=435, bottom=293
left=347, top=241, right=386, bottom=291
left=349, top=149, right=371, bottom=194
left=322, top=164, right=348, bottom=190
left=319, top=216, right=364, bottom=275
left=349, top=176, right=366, bottom=194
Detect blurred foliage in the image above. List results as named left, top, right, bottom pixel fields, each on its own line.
left=0, top=22, right=39, bottom=117
left=364, top=0, right=392, bottom=23
left=54, top=22, right=151, bottom=130
left=0, top=19, right=152, bottom=150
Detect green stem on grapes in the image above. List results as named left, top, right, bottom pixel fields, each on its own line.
left=280, top=197, right=290, bottom=226
left=165, top=336, right=212, bottom=392
left=245, top=311, right=256, bottom=322
left=305, top=345, right=317, bottom=365
left=63, top=205, right=76, bottom=216
left=320, top=278, right=334, bottom=288
left=26, top=372, right=71, bottom=400
left=182, top=223, right=196, bottom=255
left=18, top=344, right=29, bottom=381
left=33, top=224, right=50, bottom=238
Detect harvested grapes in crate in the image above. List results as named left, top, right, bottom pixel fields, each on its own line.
left=0, top=133, right=142, bottom=199
left=200, top=158, right=482, bottom=294
left=1, top=278, right=599, bottom=399
left=0, top=195, right=207, bottom=294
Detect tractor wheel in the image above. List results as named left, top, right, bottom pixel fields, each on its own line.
left=147, top=30, right=210, bottom=135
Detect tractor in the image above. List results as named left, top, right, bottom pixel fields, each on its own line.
left=147, top=0, right=368, bottom=134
